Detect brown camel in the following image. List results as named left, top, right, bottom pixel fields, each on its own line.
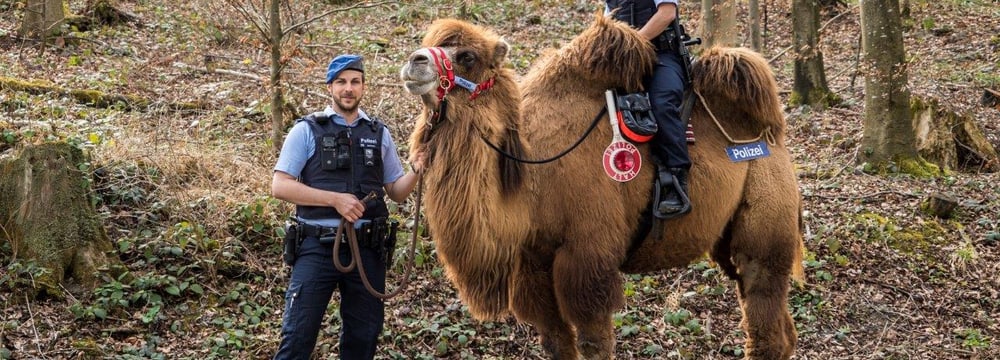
left=399, top=14, right=804, bottom=360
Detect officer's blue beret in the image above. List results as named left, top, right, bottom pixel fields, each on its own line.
left=326, top=54, right=365, bottom=84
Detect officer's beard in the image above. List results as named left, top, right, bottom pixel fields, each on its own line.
left=333, top=96, right=360, bottom=113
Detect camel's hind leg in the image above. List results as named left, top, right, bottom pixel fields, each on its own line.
left=714, top=212, right=800, bottom=360
left=511, top=244, right=579, bottom=359
left=712, top=225, right=801, bottom=360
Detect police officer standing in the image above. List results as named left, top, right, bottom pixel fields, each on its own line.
left=606, top=0, right=692, bottom=218
left=271, top=54, right=423, bottom=359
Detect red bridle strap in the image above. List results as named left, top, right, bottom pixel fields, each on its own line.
left=427, top=47, right=455, bottom=103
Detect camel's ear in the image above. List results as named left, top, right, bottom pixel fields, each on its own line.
left=493, top=38, right=509, bottom=67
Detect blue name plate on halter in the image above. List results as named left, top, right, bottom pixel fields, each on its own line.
left=726, top=141, right=771, bottom=162
left=454, top=76, right=478, bottom=91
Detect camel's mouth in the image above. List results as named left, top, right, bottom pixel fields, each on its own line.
left=400, top=48, right=445, bottom=97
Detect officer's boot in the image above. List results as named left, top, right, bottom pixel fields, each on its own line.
left=654, top=168, right=691, bottom=219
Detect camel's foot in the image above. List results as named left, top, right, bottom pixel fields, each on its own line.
left=540, top=332, right=578, bottom=360
left=743, top=309, right=796, bottom=360
left=578, top=339, right=614, bottom=360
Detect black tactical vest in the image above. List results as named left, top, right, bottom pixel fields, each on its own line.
left=607, top=0, right=658, bottom=28
left=295, top=113, right=389, bottom=221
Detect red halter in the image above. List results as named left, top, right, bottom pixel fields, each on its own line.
left=427, top=47, right=455, bottom=103
left=426, top=47, right=495, bottom=103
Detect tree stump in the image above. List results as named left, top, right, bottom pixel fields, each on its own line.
left=0, top=142, right=123, bottom=298
left=912, top=95, right=998, bottom=172
left=922, top=192, right=958, bottom=219
left=982, top=88, right=1000, bottom=109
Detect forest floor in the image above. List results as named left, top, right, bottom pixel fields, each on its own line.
left=1, top=0, right=998, bottom=359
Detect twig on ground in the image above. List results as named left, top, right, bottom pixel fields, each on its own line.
left=26, top=294, right=41, bottom=353
left=804, top=190, right=921, bottom=201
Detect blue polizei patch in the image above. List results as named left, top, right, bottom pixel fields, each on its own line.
left=727, top=141, right=771, bottom=162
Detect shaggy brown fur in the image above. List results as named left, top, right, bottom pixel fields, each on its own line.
left=402, top=14, right=804, bottom=360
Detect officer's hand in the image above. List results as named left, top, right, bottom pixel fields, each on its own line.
left=333, top=193, right=366, bottom=223
left=410, top=150, right=427, bottom=175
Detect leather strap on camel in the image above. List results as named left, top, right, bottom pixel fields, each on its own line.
left=694, top=89, right=776, bottom=145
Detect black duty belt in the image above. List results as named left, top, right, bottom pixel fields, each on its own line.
left=298, top=221, right=386, bottom=249
left=299, top=223, right=339, bottom=238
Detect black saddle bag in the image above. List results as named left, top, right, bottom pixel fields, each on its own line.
left=616, top=91, right=658, bottom=142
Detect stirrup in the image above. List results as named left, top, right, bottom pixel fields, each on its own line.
left=652, top=172, right=691, bottom=220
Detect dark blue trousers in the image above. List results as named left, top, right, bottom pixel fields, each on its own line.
left=646, top=51, right=691, bottom=170
left=273, top=235, right=386, bottom=360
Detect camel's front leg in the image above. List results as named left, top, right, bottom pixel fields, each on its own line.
left=510, top=242, right=579, bottom=359
left=552, top=241, right=624, bottom=360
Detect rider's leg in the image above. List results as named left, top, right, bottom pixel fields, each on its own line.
left=647, top=51, right=691, bottom=218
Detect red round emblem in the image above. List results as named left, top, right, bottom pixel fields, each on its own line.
left=602, top=141, right=642, bottom=182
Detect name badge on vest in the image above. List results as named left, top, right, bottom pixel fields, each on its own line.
left=727, top=141, right=770, bottom=162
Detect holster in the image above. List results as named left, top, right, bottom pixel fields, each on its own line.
left=355, top=218, right=389, bottom=250
left=282, top=221, right=300, bottom=266
left=654, top=26, right=680, bottom=54
left=381, top=220, right=400, bottom=270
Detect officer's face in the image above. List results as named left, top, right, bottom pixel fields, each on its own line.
left=328, top=70, right=365, bottom=112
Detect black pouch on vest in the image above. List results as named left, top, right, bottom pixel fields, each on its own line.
left=320, top=130, right=352, bottom=171
left=282, top=222, right=299, bottom=266
left=616, top=91, right=658, bottom=141
left=381, top=220, right=399, bottom=271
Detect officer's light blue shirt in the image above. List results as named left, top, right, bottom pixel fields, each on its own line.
left=274, top=107, right=405, bottom=228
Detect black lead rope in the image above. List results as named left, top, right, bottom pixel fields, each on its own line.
left=479, top=107, right=607, bottom=164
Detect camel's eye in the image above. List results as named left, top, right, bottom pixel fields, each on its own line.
left=455, top=50, right=477, bottom=68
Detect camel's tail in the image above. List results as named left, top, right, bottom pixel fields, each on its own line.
left=690, top=47, right=786, bottom=135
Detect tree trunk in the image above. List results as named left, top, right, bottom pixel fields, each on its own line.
left=700, top=0, right=737, bottom=47
left=858, top=0, right=923, bottom=172
left=0, top=142, right=124, bottom=298
left=19, top=0, right=66, bottom=38
left=749, top=0, right=762, bottom=50
left=791, top=0, right=835, bottom=108
left=270, top=0, right=285, bottom=153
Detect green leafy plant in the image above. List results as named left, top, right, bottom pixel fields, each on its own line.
left=228, top=196, right=285, bottom=243
left=954, top=328, right=991, bottom=349
left=0, top=260, right=50, bottom=293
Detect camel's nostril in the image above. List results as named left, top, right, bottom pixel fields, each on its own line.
left=410, top=54, right=429, bottom=65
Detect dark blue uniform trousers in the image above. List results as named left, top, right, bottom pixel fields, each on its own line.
left=646, top=51, right=691, bottom=170
left=274, top=235, right=386, bottom=360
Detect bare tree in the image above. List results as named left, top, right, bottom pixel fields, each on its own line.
left=700, top=0, right=737, bottom=47
left=224, top=0, right=395, bottom=153
left=748, top=0, right=762, bottom=50
left=20, top=0, right=65, bottom=38
left=790, top=0, right=835, bottom=108
left=858, top=0, right=930, bottom=173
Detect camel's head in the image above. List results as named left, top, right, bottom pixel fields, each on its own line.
left=400, top=19, right=509, bottom=108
